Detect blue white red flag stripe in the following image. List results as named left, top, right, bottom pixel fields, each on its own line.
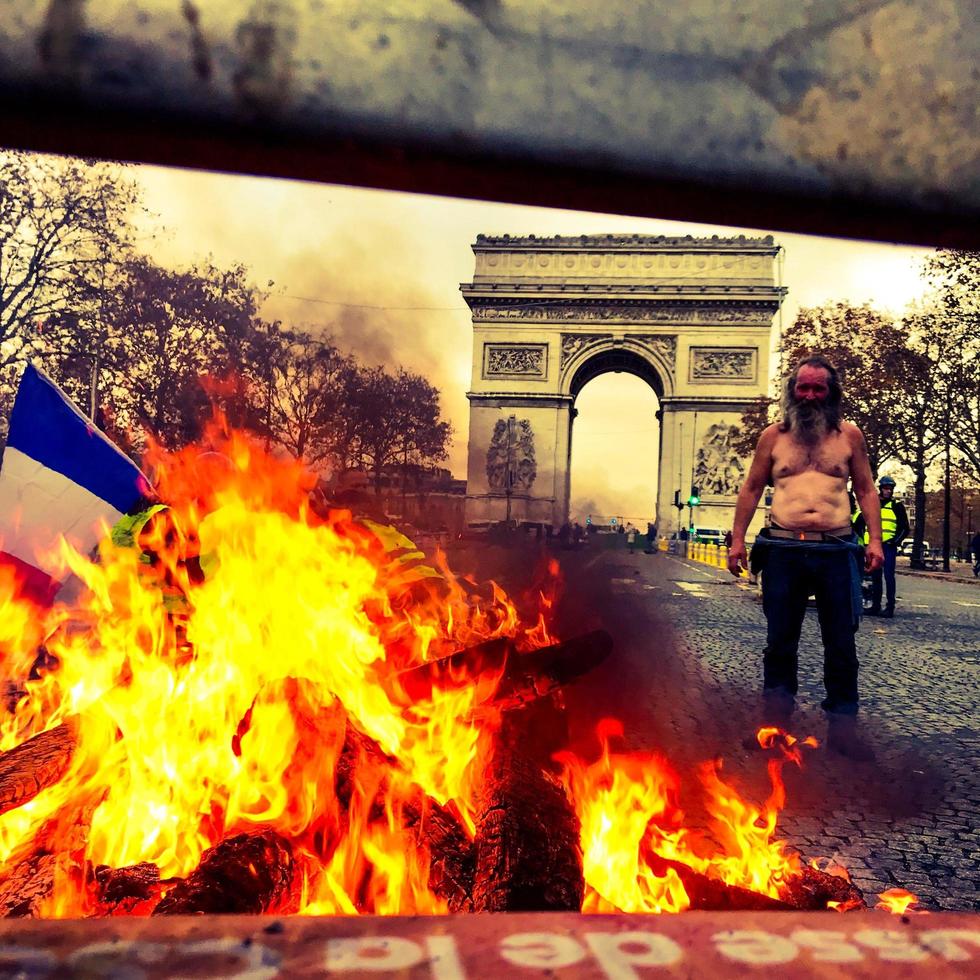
left=0, top=364, right=149, bottom=602
left=7, top=364, right=147, bottom=512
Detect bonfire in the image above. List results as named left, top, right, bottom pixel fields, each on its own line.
left=0, top=423, right=916, bottom=917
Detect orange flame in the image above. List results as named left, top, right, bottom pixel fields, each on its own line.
left=875, top=887, right=923, bottom=915
left=557, top=723, right=812, bottom=912
left=0, top=421, right=555, bottom=914
left=0, top=419, right=912, bottom=917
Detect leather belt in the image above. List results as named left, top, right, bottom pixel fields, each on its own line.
left=768, top=525, right=853, bottom=542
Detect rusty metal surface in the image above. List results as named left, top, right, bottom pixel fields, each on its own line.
left=0, top=2, right=977, bottom=244
left=0, top=912, right=978, bottom=977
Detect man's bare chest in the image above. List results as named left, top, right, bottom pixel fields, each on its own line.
left=771, top=435, right=850, bottom=480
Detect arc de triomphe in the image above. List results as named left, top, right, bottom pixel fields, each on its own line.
left=461, top=234, right=786, bottom=535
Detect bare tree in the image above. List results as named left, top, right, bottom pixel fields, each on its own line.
left=266, top=333, right=358, bottom=468
left=353, top=366, right=452, bottom=495
left=923, top=249, right=980, bottom=488
left=88, top=256, right=262, bottom=450
left=0, top=151, right=139, bottom=373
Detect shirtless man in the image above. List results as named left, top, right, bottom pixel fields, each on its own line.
left=728, top=355, right=883, bottom=758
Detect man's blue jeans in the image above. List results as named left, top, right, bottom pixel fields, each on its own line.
left=870, top=541, right=897, bottom=612
left=760, top=541, right=860, bottom=716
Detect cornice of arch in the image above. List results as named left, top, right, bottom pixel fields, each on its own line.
left=472, top=234, right=779, bottom=252
left=462, top=283, right=786, bottom=300
left=465, top=295, right=779, bottom=326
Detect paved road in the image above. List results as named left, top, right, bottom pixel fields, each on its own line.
left=450, top=540, right=980, bottom=912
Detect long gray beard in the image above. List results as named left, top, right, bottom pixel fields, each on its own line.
left=784, top=398, right=831, bottom=448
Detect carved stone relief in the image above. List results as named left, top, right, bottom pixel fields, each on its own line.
left=631, top=334, right=677, bottom=368
left=486, top=418, right=537, bottom=491
left=483, top=344, right=547, bottom=377
left=693, top=423, right=746, bottom=496
left=472, top=303, right=770, bottom=325
left=560, top=333, right=611, bottom=366
left=691, top=347, right=757, bottom=381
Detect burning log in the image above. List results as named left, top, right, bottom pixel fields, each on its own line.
left=0, top=790, right=102, bottom=918
left=395, top=636, right=512, bottom=703
left=152, top=831, right=294, bottom=915
left=644, top=854, right=793, bottom=912
left=780, top=863, right=867, bottom=911
left=336, top=722, right=476, bottom=911
left=473, top=715, right=584, bottom=912
left=402, top=800, right=475, bottom=913
left=92, top=862, right=170, bottom=916
left=0, top=722, right=76, bottom=817
left=492, top=630, right=613, bottom=711
left=396, top=630, right=612, bottom=711
left=0, top=850, right=62, bottom=918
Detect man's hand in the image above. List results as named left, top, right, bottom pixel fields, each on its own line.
left=727, top=539, right=748, bottom=577
left=864, top=540, right=884, bottom=572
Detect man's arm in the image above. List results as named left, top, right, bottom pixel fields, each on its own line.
left=727, top=425, right=776, bottom=576
left=848, top=426, right=884, bottom=572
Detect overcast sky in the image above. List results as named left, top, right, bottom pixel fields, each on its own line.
left=134, top=163, right=934, bottom=523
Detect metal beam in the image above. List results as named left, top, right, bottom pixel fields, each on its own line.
left=1, top=2, right=977, bottom=245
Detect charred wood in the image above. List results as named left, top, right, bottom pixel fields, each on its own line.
left=644, top=854, right=793, bottom=911
left=492, top=629, right=613, bottom=711
left=395, top=630, right=612, bottom=711
left=394, top=637, right=513, bottom=703
left=335, top=722, right=475, bottom=911
left=403, top=799, right=475, bottom=913
left=0, top=722, right=76, bottom=817
left=780, top=863, right=867, bottom=911
left=152, top=831, right=294, bottom=915
left=0, top=790, right=102, bottom=918
left=94, top=862, right=161, bottom=904
left=92, top=862, right=171, bottom=916
left=473, top=715, right=584, bottom=912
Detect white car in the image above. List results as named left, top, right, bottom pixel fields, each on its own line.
left=899, top=540, right=930, bottom=558
left=693, top=528, right=725, bottom=546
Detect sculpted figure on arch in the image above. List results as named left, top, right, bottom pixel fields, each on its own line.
left=728, top=355, right=883, bottom=760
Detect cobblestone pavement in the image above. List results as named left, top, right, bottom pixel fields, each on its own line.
left=589, top=548, right=980, bottom=912
left=450, top=540, right=979, bottom=911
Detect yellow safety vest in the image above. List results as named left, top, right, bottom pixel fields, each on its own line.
left=361, top=520, right=444, bottom=594
left=880, top=500, right=898, bottom=543
left=857, top=499, right=898, bottom=546
left=110, top=504, right=169, bottom=557
left=110, top=504, right=219, bottom=612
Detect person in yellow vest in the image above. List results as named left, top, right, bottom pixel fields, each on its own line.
left=853, top=476, right=909, bottom=618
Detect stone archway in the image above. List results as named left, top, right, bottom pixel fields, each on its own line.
left=461, top=234, right=785, bottom=534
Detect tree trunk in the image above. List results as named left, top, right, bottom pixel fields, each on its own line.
left=910, top=464, right=928, bottom=569
left=943, top=403, right=952, bottom=572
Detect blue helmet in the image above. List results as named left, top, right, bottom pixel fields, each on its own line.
left=879, top=476, right=896, bottom=488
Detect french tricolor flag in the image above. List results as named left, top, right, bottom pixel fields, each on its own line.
left=0, top=364, right=150, bottom=605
